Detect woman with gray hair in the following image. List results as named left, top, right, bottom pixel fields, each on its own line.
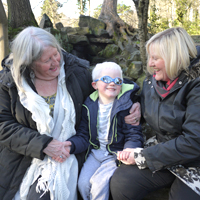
left=110, top=27, right=200, bottom=199
left=0, top=26, right=94, bottom=200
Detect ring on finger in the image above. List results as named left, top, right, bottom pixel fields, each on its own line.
left=59, top=155, right=63, bottom=159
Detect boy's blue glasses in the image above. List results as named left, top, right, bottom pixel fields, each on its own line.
left=94, top=76, right=123, bottom=85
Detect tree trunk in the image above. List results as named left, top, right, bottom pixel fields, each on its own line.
left=133, top=0, right=149, bottom=72
left=88, top=0, right=90, bottom=16
left=99, top=0, right=134, bottom=41
left=0, top=1, right=9, bottom=70
left=7, top=0, right=38, bottom=29
left=80, top=0, right=83, bottom=14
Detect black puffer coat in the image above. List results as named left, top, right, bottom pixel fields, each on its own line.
left=141, top=57, right=200, bottom=172
left=0, top=51, right=93, bottom=199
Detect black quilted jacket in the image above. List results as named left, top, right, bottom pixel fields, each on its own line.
left=0, top=51, right=93, bottom=199
left=141, top=55, right=200, bottom=172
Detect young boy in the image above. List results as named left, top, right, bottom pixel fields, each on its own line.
left=68, top=62, right=143, bottom=200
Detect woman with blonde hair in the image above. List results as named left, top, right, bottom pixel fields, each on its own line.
left=110, top=27, right=200, bottom=200
left=0, top=26, right=93, bottom=200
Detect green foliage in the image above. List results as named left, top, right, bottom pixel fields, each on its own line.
left=146, top=0, right=200, bottom=35
left=175, top=0, right=191, bottom=24
left=188, top=20, right=200, bottom=35
left=92, top=4, right=102, bottom=19
left=148, top=1, right=161, bottom=34
left=159, top=18, right=170, bottom=31
left=41, top=0, right=63, bottom=25
left=189, top=23, right=200, bottom=35
left=171, top=0, right=200, bottom=34
left=172, top=19, right=200, bottom=35
left=77, top=0, right=87, bottom=15
left=117, top=3, right=135, bottom=26
left=117, top=4, right=132, bottom=16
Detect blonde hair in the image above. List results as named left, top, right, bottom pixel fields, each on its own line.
left=7, top=26, right=63, bottom=91
left=146, top=27, right=197, bottom=80
left=92, top=62, right=123, bottom=81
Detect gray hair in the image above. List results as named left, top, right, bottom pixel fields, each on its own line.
left=92, top=62, right=123, bottom=81
left=146, top=27, right=197, bottom=80
left=7, top=26, right=63, bottom=91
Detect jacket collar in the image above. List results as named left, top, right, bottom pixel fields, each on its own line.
left=185, top=61, right=200, bottom=80
left=62, top=50, right=90, bottom=80
left=89, top=83, right=134, bottom=102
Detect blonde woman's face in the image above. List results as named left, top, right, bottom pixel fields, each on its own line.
left=32, top=46, right=61, bottom=81
left=148, top=45, right=170, bottom=82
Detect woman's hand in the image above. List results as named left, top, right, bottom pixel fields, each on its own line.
left=53, top=141, right=72, bottom=163
left=124, top=102, right=141, bottom=125
left=43, top=139, right=71, bottom=163
left=117, top=148, right=136, bottom=165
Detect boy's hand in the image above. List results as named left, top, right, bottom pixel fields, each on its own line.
left=64, top=141, right=71, bottom=153
left=117, top=148, right=136, bottom=165
left=117, top=150, right=130, bottom=161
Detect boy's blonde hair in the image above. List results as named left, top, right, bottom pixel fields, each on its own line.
left=92, top=62, right=123, bottom=81
left=146, top=27, right=197, bottom=80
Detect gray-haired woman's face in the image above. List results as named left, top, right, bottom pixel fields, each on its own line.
left=32, top=46, right=61, bottom=81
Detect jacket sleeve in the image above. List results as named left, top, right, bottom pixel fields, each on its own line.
left=0, top=84, right=53, bottom=160
left=120, top=109, right=144, bottom=149
left=68, top=105, right=90, bottom=154
left=143, top=79, right=200, bottom=172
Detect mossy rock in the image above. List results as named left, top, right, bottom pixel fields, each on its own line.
left=86, top=44, right=104, bottom=56
left=126, top=61, right=143, bottom=79
left=99, top=44, right=119, bottom=58
left=44, top=27, right=60, bottom=36
left=8, top=27, right=24, bottom=40
left=135, top=72, right=146, bottom=91
left=79, top=15, right=108, bottom=37
left=129, top=50, right=141, bottom=62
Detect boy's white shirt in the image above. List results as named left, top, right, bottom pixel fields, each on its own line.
left=98, top=101, right=113, bottom=152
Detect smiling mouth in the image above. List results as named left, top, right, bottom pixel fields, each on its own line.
left=50, top=67, right=57, bottom=71
left=154, top=69, right=160, bottom=73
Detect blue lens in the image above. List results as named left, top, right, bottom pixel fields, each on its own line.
left=114, top=77, right=123, bottom=85
left=102, top=76, right=111, bottom=83
left=94, top=76, right=123, bottom=85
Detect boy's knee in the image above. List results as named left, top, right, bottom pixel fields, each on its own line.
left=78, top=175, right=89, bottom=191
left=78, top=176, right=91, bottom=199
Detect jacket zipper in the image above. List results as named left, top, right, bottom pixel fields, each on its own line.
left=83, top=104, right=99, bottom=159
left=107, top=115, right=118, bottom=156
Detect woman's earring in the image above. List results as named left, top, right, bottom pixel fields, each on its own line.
left=30, top=70, right=35, bottom=80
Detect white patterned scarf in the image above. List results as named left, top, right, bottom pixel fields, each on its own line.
left=13, top=63, right=78, bottom=200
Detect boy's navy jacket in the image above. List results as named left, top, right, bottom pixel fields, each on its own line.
left=68, top=83, right=143, bottom=158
